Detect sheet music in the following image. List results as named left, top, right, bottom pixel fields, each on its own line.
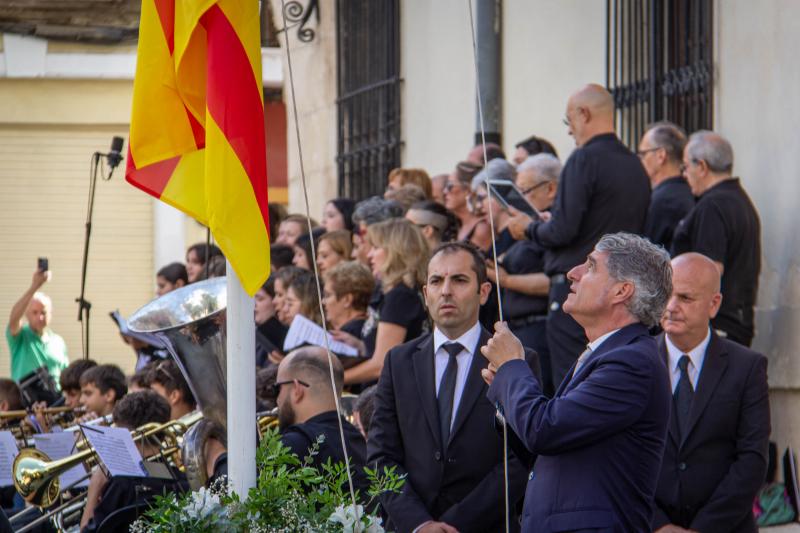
left=81, top=426, right=148, bottom=478
left=110, top=310, right=166, bottom=348
left=0, top=432, right=19, bottom=487
left=34, top=433, right=89, bottom=489
left=283, top=314, right=360, bottom=357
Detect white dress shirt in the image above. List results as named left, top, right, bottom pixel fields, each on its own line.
left=412, top=322, right=482, bottom=533
left=665, top=328, right=710, bottom=392
left=432, top=321, right=482, bottom=429
left=573, top=328, right=621, bottom=375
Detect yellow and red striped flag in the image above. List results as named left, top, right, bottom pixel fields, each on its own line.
left=126, top=0, right=270, bottom=295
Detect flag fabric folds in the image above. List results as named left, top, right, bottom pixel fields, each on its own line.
left=127, top=0, right=270, bottom=295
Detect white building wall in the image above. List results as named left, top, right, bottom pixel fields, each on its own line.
left=400, top=0, right=474, bottom=174
left=503, top=0, right=606, bottom=160
left=271, top=0, right=338, bottom=218
left=714, top=0, right=800, bottom=456
left=401, top=0, right=606, bottom=172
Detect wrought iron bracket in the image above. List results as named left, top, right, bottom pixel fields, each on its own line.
left=280, top=0, right=320, bottom=43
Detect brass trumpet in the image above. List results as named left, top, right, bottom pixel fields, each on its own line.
left=13, top=410, right=203, bottom=507
left=257, top=408, right=279, bottom=439
left=0, top=406, right=79, bottom=421
left=61, top=413, right=113, bottom=435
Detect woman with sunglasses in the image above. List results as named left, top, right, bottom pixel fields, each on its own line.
left=443, top=161, right=492, bottom=250
left=470, top=159, right=519, bottom=257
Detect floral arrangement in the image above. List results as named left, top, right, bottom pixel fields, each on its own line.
left=130, top=428, right=403, bottom=532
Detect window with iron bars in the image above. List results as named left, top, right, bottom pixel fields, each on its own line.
left=606, top=0, right=714, bottom=149
left=336, top=0, right=402, bottom=201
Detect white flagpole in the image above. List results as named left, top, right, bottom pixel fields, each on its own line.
left=226, top=262, right=257, bottom=495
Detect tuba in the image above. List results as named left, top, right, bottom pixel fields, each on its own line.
left=127, top=277, right=229, bottom=489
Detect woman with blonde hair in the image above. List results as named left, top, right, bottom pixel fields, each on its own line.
left=337, top=218, right=430, bottom=385
left=316, top=230, right=353, bottom=275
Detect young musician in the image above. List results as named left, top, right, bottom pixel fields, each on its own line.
left=79, top=364, right=127, bottom=419
left=147, top=359, right=196, bottom=420
left=59, top=359, right=98, bottom=409
left=0, top=379, right=23, bottom=412
left=80, top=390, right=187, bottom=532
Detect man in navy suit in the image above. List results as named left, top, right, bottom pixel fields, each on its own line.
left=368, top=242, right=532, bottom=533
left=482, top=232, right=673, bottom=532
left=653, top=253, right=769, bottom=532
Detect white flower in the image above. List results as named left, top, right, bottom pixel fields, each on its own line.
left=328, top=504, right=384, bottom=533
left=185, top=486, right=223, bottom=521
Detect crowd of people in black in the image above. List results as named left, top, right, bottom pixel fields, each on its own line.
left=2, top=83, right=773, bottom=532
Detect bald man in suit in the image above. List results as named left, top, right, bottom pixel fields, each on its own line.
left=653, top=253, right=769, bottom=532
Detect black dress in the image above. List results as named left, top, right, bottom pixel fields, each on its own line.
left=361, top=283, right=429, bottom=358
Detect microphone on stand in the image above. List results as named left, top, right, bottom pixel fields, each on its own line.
left=107, top=136, right=124, bottom=170
left=77, top=135, right=126, bottom=359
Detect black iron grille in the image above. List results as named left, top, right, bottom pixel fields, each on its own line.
left=606, top=0, right=714, bottom=148
left=336, top=0, right=402, bottom=200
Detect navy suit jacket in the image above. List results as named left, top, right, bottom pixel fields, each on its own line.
left=487, top=323, right=671, bottom=532
left=368, top=328, right=533, bottom=533
left=653, top=332, right=770, bottom=532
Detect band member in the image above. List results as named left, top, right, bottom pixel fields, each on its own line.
left=0, top=379, right=22, bottom=412
left=147, top=359, right=196, bottom=420
left=79, top=364, right=127, bottom=419
left=368, top=242, right=532, bottom=532
left=80, top=390, right=185, bottom=532
left=59, top=359, right=98, bottom=408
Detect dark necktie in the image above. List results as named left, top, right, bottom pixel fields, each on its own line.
left=438, top=342, right=463, bottom=448
left=674, top=355, right=694, bottom=438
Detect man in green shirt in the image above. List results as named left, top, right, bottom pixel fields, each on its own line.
left=6, top=268, right=69, bottom=384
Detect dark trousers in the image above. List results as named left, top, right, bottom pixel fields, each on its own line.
left=510, top=318, right=553, bottom=397
left=546, top=278, right=588, bottom=389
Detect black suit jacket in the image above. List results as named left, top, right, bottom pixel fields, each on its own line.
left=368, top=328, right=534, bottom=533
left=653, top=332, right=770, bottom=532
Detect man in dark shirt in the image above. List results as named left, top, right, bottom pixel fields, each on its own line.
left=638, top=122, right=695, bottom=250
left=671, top=131, right=761, bottom=347
left=276, top=346, right=369, bottom=495
left=508, top=84, right=651, bottom=387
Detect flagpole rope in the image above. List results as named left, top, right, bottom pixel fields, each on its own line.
left=466, top=1, right=511, bottom=531
left=278, top=0, right=360, bottom=516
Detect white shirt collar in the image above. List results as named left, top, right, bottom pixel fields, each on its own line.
left=587, top=328, right=621, bottom=353
left=665, top=327, right=711, bottom=380
left=433, top=321, right=482, bottom=356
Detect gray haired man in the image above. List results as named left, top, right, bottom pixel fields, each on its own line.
left=671, top=131, right=761, bottom=347
left=481, top=232, right=673, bottom=532
left=638, top=122, right=695, bottom=250
left=516, top=154, right=562, bottom=213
